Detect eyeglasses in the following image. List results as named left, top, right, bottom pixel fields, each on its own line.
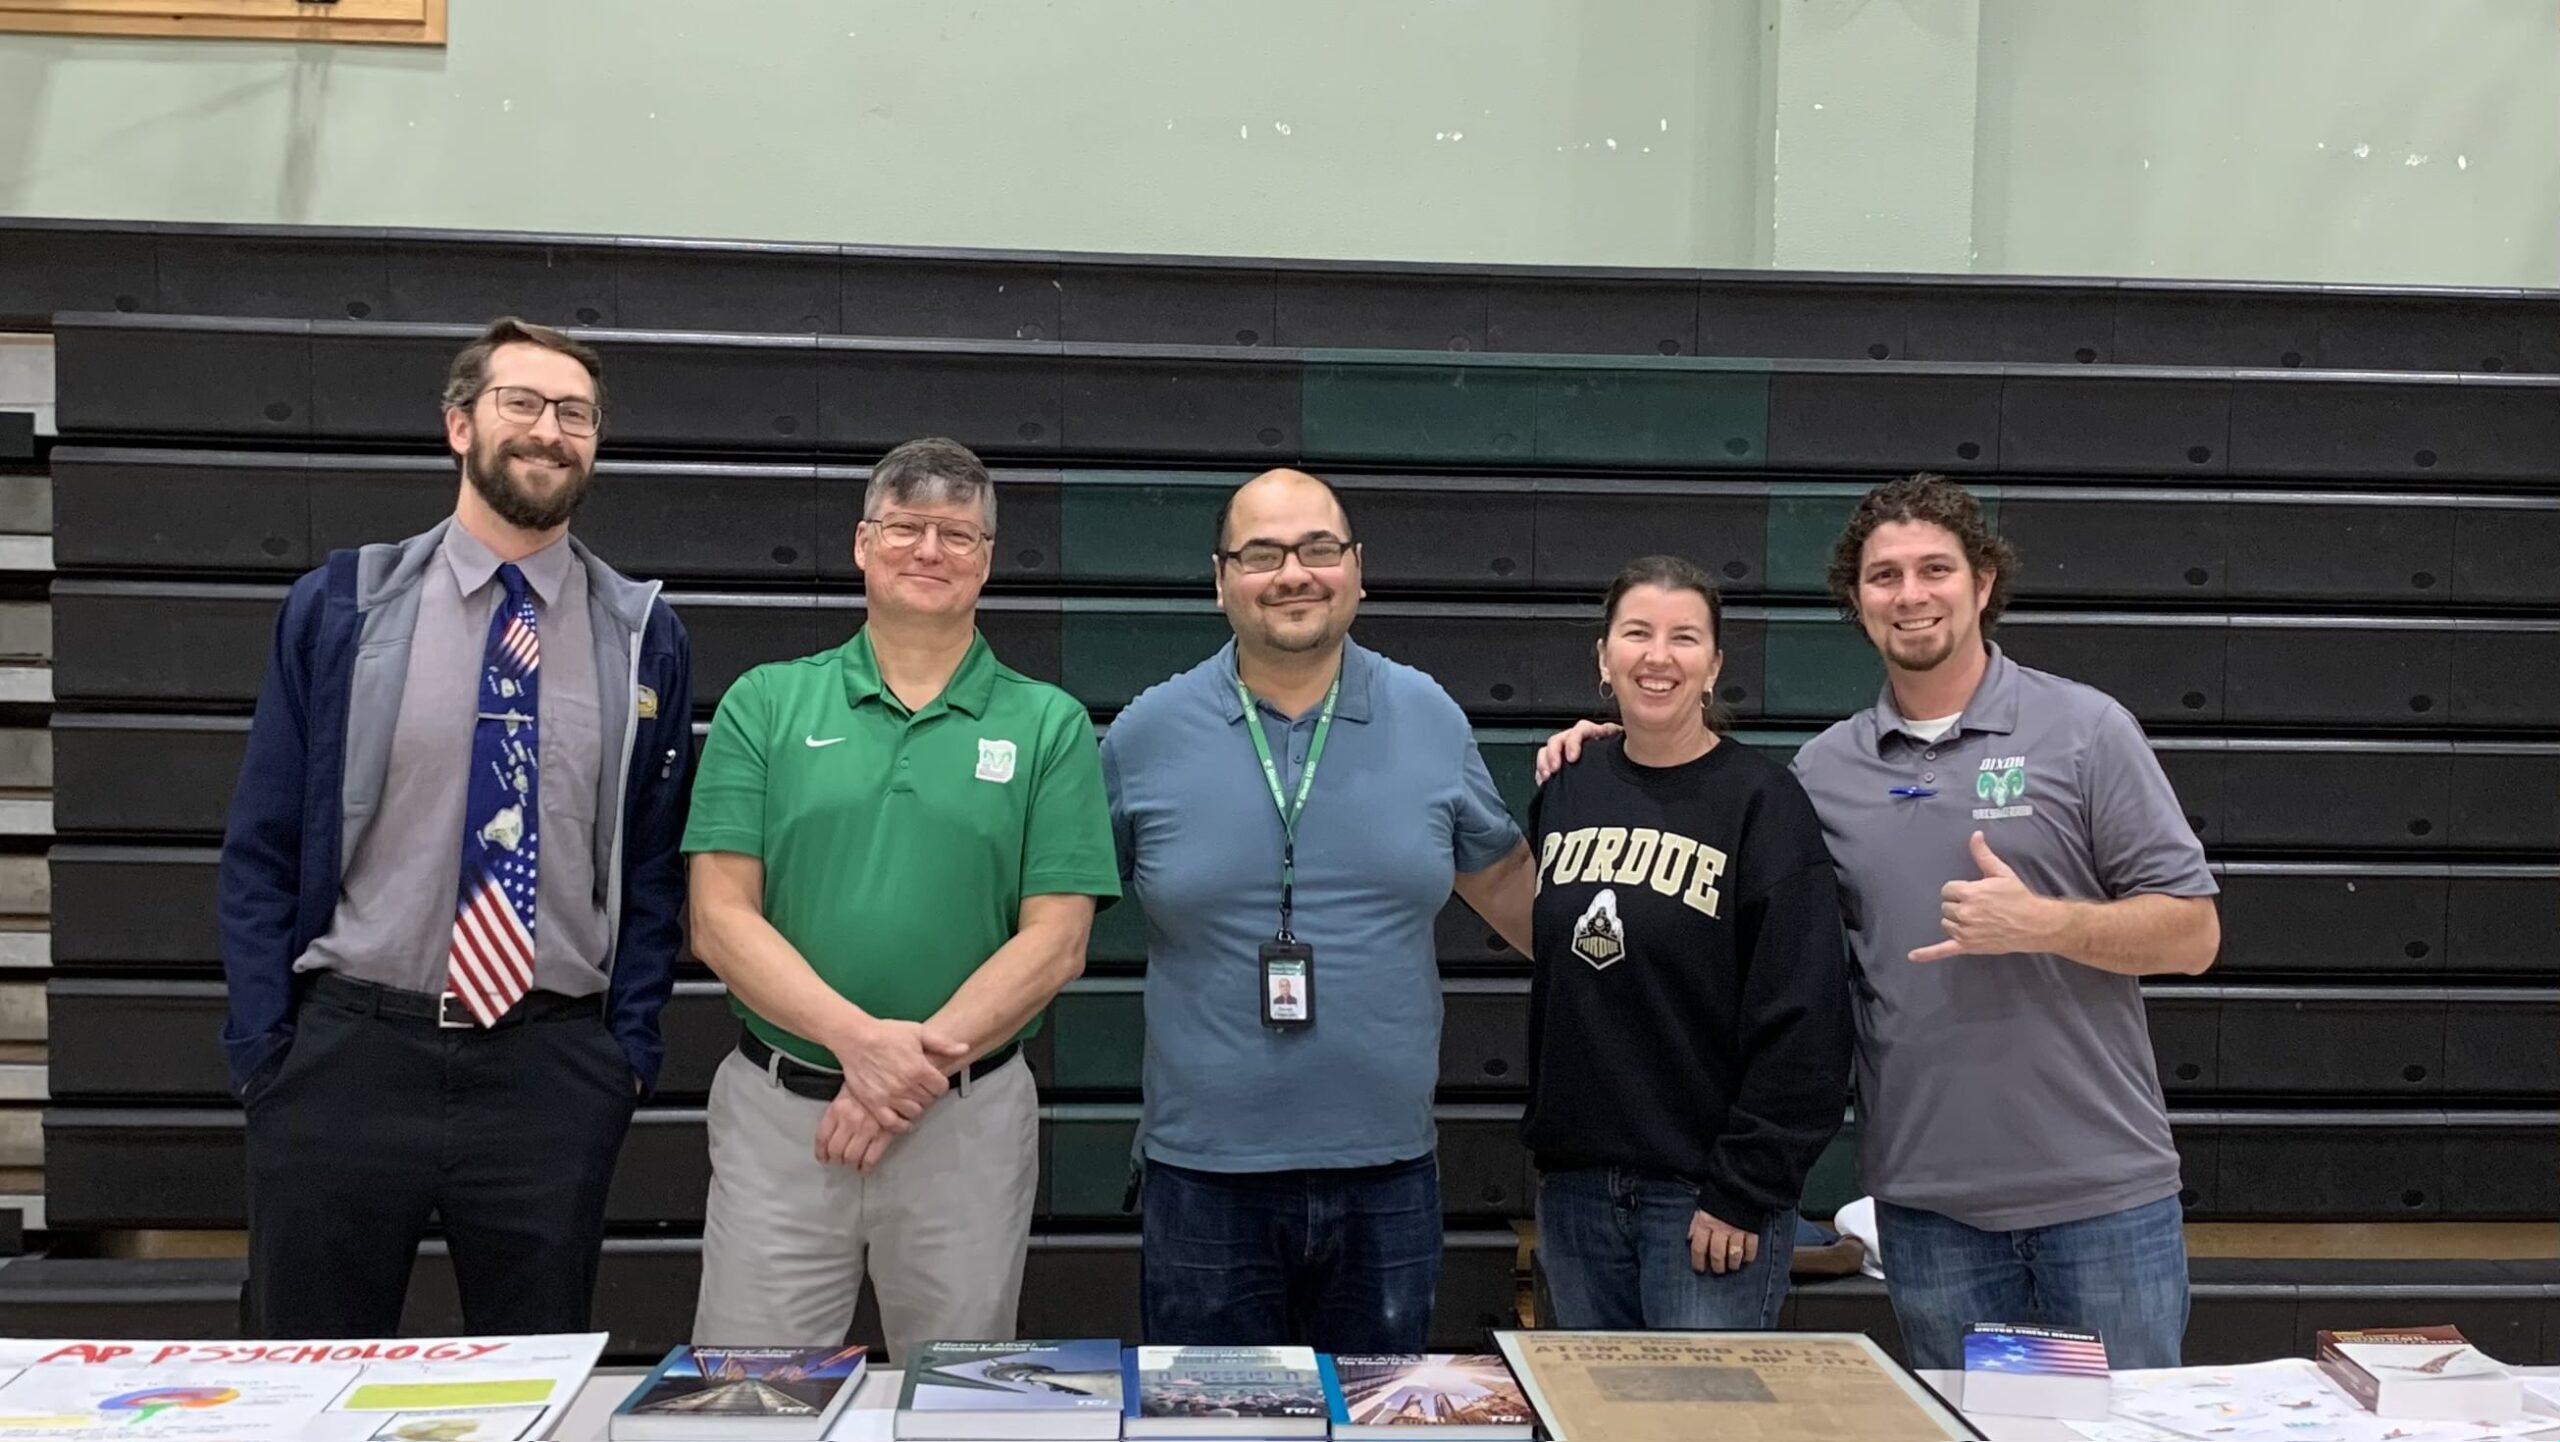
left=863, top=515, right=990, bottom=556
left=480, top=385, right=602, bottom=438
left=1215, top=537, right=1354, bottom=574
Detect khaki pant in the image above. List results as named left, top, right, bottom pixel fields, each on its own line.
left=692, top=1046, right=1039, bottom=1363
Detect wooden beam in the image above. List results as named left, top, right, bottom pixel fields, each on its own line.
left=0, top=0, right=442, bottom=45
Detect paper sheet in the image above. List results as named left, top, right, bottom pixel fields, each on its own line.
left=2064, top=1359, right=2549, bottom=1442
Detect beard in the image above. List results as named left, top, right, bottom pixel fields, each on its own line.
left=466, top=434, right=594, bottom=532
left=1881, top=621, right=1962, bottom=673
left=1254, top=590, right=1347, bottom=653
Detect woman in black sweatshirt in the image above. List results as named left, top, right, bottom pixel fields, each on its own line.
left=1523, top=555, right=1854, bottom=1329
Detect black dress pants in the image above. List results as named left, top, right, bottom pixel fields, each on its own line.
left=242, top=975, right=637, bottom=1338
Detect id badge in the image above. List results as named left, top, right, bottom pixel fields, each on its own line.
left=1259, top=940, right=1314, bottom=1029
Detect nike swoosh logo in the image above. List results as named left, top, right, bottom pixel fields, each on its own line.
left=804, top=736, right=847, bottom=749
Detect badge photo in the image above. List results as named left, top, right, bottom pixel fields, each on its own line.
left=1259, top=940, right=1314, bottom=1030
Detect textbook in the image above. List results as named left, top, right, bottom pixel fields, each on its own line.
left=1959, top=1323, right=2111, bottom=1420
left=1122, top=1346, right=1327, bottom=1438
left=1319, top=1354, right=1534, bottom=1439
left=0, top=1333, right=604, bottom=1442
left=2315, top=1326, right=2522, bottom=1421
left=894, top=1340, right=1121, bottom=1440
left=610, top=1345, right=867, bottom=1440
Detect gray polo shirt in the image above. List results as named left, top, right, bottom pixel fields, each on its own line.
left=1102, top=637, right=1522, bottom=1172
left=1790, top=645, right=2216, bottom=1232
left=297, top=525, right=610, bottom=997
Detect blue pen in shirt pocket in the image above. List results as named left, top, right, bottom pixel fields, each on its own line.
left=1889, top=785, right=1937, bottom=799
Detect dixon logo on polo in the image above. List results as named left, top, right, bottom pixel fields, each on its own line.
left=1975, top=755, right=2032, bottom=819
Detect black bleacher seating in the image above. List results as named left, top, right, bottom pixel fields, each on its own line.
left=21, top=222, right=2560, bottom=1349
left=13, top=218, right=2560, bottom=374
left=47, top=313, right=2560, bottom=481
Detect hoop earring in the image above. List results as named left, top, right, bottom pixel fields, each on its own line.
left=1598, top=679, right=1615, bottom=700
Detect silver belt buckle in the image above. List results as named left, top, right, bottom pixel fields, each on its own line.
left=437, top=994, right=477, bottom=1030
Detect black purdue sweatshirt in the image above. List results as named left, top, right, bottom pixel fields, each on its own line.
left=1521, top=735, right=1854, bottom=1229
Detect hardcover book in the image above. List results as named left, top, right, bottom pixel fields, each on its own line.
left=2315, top=1326, right=2522, bottom=1421
left=895, top=1340, right=1121, bottom=1440
left=610, top=1345, right=867, bottom=1440
left=1320, top=1354, right=1534, bottom=1439
left=1959, top=1323, right=2111, bottom=1421
left=1122, top=1346, right=1326, bottom=1439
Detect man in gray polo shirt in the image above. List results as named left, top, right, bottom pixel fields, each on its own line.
left=1102, top=468, right=1536, bottom=1351
left=1539, top=474, right=2218, bottom=1367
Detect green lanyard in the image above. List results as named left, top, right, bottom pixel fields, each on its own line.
left=1236, top=670, right=1340, bottom=941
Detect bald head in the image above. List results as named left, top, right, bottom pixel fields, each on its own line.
left=1215, top=468, right=1353, bottom=554
left=1211, top=466, right=1364, bottom=661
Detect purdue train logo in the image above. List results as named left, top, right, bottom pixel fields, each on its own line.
left=1572, top=889, right=1626, bottom=970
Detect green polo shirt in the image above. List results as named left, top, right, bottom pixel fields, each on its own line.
left=683, top=628, right=1120, bottom=1065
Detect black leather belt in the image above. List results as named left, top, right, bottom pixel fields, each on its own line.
left=739, top=1030, right=1018, bottom=1103
left=309, top=972, right=595, bottom=1030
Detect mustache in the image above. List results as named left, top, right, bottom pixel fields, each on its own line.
left=502, top=439, right=577, bottom=468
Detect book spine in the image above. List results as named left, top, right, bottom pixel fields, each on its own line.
left=612, top=1346, right=690, bottom=1418
left=2315, top=1336, right=2381, bottom=1413
left=1122, top=1348, right=1142, bottom=1422
left=1317, top=1355, right=1347, bottom=1424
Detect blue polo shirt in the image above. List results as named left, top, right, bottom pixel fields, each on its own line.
left=1102, top=637, right=1522, bottom=1172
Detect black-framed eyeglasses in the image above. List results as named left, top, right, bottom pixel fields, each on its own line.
left=1215, top=536, right=1355, bottom=574
left=479, top=384, right=602, bottom=438
left=863, top=515, right=991, bottom=556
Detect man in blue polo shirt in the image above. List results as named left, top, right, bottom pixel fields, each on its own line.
left=1102, top=468, right=1536, bottom=1351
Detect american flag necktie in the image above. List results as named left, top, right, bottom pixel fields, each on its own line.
left=446, top=562, right=540, bottom=1025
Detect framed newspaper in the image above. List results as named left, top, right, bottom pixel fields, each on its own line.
left=1494, top=1330, right=1982, bottom=1442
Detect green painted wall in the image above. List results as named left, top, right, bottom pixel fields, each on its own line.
left=1, top=0, right=2552, bottom=285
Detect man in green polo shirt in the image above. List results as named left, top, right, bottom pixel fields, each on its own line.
left=684, top=437, right=1119, bottom=1360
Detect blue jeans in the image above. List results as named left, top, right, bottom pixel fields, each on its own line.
left=1140, top=1154, right=1440, bottom=1352
left=1877, top=1194, right=2190, bottom=1369
left=1536, top=1168, right=1798, bottom=1329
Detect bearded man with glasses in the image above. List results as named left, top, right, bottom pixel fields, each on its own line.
left=684, top=437, right=1119, bottom=1361
left=220, top=316, right=693, bottom=1336
left=1100, top=468, right=1538, bottom=1351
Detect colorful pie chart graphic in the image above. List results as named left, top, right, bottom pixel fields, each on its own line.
left=98, top=1386, right=239, bottom=1423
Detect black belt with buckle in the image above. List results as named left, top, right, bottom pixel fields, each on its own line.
left=308, top=972, right=594, bottom=1030
left=739, top=1029, right=1018, bottom=1103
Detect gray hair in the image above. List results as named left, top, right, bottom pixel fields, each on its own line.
left=864, top=436, right=997, bottom=532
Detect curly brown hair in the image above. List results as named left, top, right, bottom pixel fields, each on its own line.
left=1824, top=473, right=2017, bottom=629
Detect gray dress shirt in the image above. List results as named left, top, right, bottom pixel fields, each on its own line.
left=296, top=525, right=611, bottom=997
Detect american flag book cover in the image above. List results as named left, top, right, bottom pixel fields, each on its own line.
left=1961, top=1324, right=2111, bottom=1421
left=1962, top=1324, right=2110, bottom=1378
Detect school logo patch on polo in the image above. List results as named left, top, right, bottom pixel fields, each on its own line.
left=1974, top=755, right=2033, bottom=819
left=975, top=738, right=1018, bottom=784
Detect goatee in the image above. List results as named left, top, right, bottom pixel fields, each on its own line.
left=467, top=436, right=593, bottom=531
